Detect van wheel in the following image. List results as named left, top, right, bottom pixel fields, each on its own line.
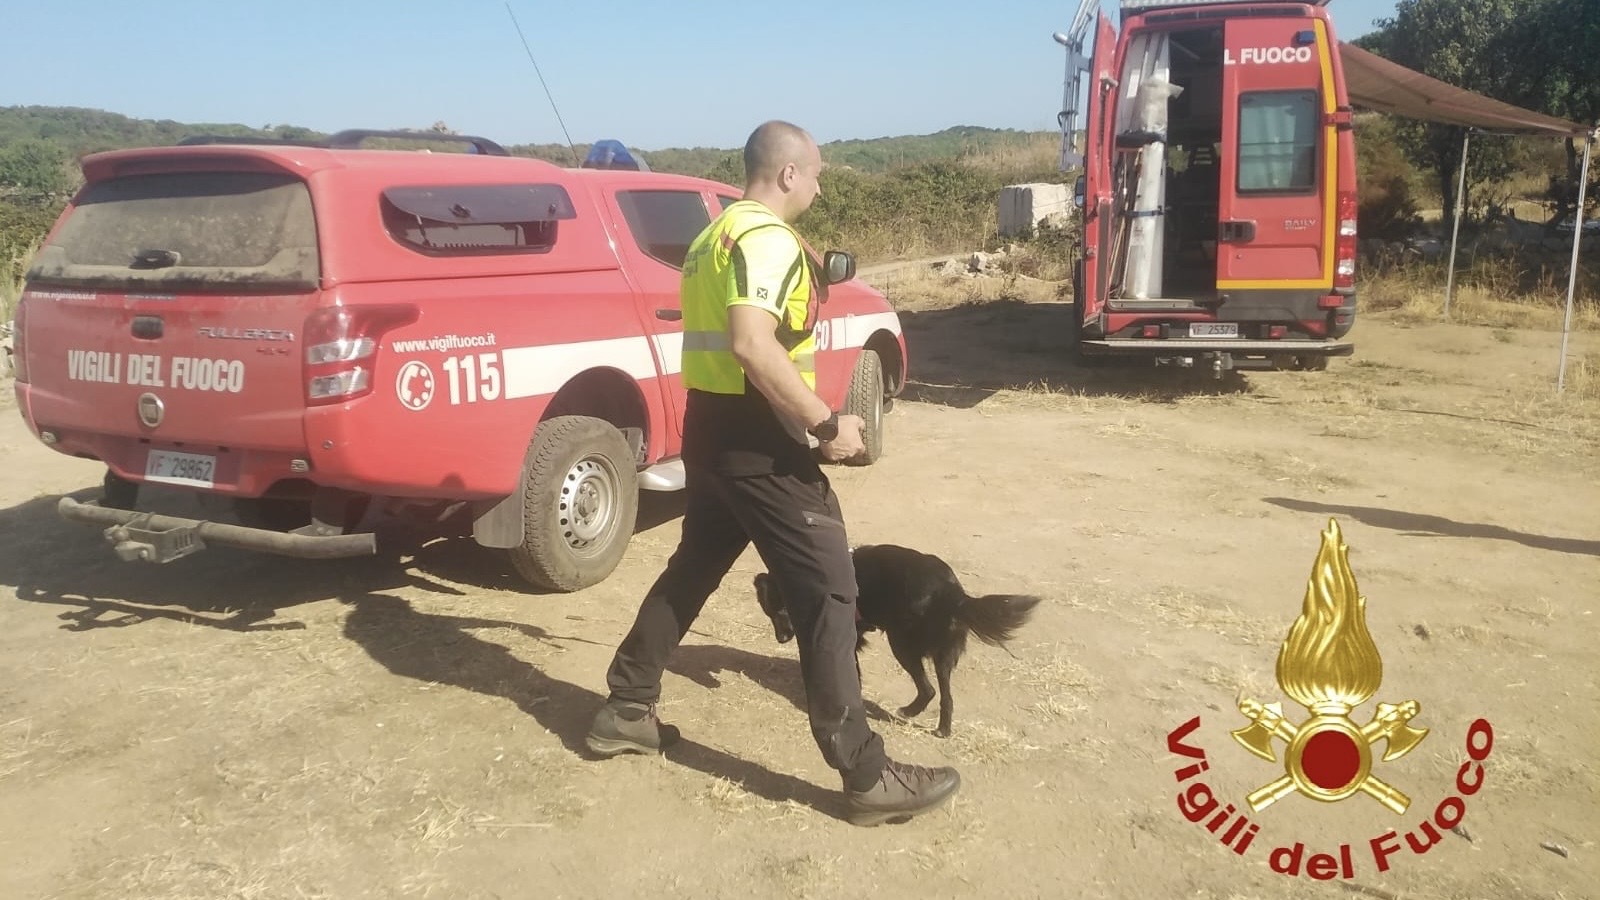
left=507, top=415, right=639, bottom=592
left=841, top=349, right=885, bottom=466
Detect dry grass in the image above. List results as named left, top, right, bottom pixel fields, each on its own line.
left=2, top=236, right=41, bottom=324
left=957, top=133, right=1063, bottom=177
left=0, top=716, right=63, bottom=782
left=944, top=720, right=1043, bottom=764
left=868, top=263, right=1061, bottom=312
left=761, top=853, right=843, bottom=899
left=1136, top=588, right=1280, bottom=648
left=1196, top=664, right=1277, bottom=702
left=1358, top=255, right=1600, bottom=332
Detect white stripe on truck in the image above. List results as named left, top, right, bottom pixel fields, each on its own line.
left=452, top=314, right=896, bottom=400
left=501, top=336, right=658, bottom=400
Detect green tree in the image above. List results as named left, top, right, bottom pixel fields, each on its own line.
left=1502, top=0, right=1600, bottom=222
left=0, top=139, right=70, bottom=195
left=1354, top=0, right=1544, bottom=220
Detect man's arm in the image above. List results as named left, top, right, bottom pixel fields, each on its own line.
left=724, top=226, right=865, bottom=460
left=728, top=304, right=832, bottom=434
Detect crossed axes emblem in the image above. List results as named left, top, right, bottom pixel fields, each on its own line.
left=1232, top=696, right=1429, bottom=814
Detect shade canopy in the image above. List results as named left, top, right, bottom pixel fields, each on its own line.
left=1340, top=41, right=1587, bottom=137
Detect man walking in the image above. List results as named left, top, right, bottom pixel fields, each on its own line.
left=586, top=120, right=961, bottom=827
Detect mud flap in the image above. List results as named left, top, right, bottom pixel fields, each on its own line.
left=472, top=492, right=523, bottom=549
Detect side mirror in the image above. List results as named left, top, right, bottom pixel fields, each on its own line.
left=1073, top=175, right=1086, bottom=209
left=823, top=250, right=856, bottom=285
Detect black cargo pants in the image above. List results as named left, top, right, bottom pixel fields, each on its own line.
left=604, top=461, right=888, bottom=791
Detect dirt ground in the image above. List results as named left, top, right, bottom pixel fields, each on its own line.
left=1, top=277, right=1596, bottom=900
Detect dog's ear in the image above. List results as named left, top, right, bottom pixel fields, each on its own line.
left=752, top=573, right=796, bottom=644
left=753, top=573, right=780, bottom=617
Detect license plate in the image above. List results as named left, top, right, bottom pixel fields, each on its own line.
left=1189, top=323, right=1240, bottom=338
left=145, top=450, right=217, bottom=488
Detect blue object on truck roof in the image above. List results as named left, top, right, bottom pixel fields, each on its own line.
left=582, top=139, right=650, bottom=171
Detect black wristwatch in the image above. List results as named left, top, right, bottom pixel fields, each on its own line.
left=808, top=412, right=839, bottom=442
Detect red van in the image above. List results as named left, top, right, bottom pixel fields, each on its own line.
left=1064, top=0, right=1358, bottom=374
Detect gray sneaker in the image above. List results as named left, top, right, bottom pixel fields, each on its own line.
left=844, top=759, right=962, bottom=826
left=585, top=700, right=681, bottom=757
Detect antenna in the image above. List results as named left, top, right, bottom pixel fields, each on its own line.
left=505, top=2, right=581, bottom=166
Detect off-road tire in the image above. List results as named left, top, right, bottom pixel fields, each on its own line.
left=507, top=415, right=639, bottom=592
left=102, top=469, right=138, bottom=510
left=841, top=349, right=886, bottom=466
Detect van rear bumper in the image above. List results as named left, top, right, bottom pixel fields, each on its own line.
left=58, top=497, right=377, bottom=563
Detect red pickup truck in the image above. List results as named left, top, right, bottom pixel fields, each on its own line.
left=11, top=130, right=908, bottom=591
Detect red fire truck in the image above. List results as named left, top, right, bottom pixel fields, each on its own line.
left=1054, top=0, right=1358, bottom=375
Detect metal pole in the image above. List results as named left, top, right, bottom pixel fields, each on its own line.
left=1444, top=130, right=1472, bottom=318
left=1557, top=132, right=1593, bottom=393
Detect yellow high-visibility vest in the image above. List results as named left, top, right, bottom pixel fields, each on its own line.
left=680, top=200, right=818, bottom=392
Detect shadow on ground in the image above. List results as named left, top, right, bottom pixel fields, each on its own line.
left=898, top=299, right=1258, bottom=408
left=342, top=594, right=847, bottom=820
left=1265, top=497, right=1600, bottom=557
left=1, top=480, right=692, bottom=632
left=1, top=478, right=844, bottom=817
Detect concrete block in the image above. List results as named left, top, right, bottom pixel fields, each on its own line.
left=998, top=183, right=1071, bottom=237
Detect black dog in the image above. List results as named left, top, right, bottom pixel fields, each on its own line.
left=753, top=543, right=1042, bottom=738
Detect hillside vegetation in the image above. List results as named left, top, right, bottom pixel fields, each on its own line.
left=6, top=0, right=1600, bottom=333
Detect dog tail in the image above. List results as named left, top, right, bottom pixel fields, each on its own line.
left=956, top=593, right=1042, bottom=648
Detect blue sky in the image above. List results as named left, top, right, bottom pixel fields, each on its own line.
left=2, top=0, right=1396, bottom=150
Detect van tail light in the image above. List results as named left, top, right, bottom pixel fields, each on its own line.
left=9, top=296, right=27, bottom=383
left=303, top=304, right=419, bottom=404
left=1334, top=192, right=1358, bottom=293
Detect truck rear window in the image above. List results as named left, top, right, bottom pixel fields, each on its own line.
left=381, top=183, right=576, bottom=256
left=1237, top=91, right=1319, bottom=193
left=28, top=171, right=319, bottom=290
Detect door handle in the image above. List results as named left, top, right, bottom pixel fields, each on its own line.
left=1219, top=220, right=1256, bottom=243
left=655, top=308, right=682, bottom=321
left=131, top=316, right=164, bottom=339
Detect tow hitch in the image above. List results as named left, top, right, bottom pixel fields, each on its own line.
left=107, top=516, right=206, bottom=563
left=59, top=497, right=378, bottom=562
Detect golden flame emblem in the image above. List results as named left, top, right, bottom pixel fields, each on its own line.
left=1231, top=519, right=1429, bottom=814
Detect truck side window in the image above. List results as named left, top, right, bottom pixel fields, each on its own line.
left=717, top=195, right=740, bottom=211
left=1237, top=91, right=1319, bottom=193
left=381, top=184, right=575, bottom=256
left=616, top=190, right=712, bottom=269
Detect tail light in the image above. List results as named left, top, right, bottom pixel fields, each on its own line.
left=1334, top=192, right=1357, bottom=293
left=10, top=295, right=27, bottom=383
left=303, top=304, right=418, bottom=404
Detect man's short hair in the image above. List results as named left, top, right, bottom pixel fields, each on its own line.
left=743, top=120, right=812, bottom=184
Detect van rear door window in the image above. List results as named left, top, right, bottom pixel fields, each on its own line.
left=28, top=171, right=319, bottom=290
left=381, top=184, right=576, bottom=256
left=1236, top=90, right=1319, bottom=193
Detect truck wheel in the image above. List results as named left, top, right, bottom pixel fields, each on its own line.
left=103, top=469, right=138, bottom=510
left=842, top=349, right=885, bottom=466
left=507, top=415, right=639, bottom=592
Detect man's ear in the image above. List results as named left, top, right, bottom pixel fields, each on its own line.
left=778, top=161, right=796, bottom=191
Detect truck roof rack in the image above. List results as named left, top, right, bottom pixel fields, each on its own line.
left=324, top=130, right=509, bottom=156
left=175, top=134, right=324, bottom=148
left=176, top=129, right=510, bottom=157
